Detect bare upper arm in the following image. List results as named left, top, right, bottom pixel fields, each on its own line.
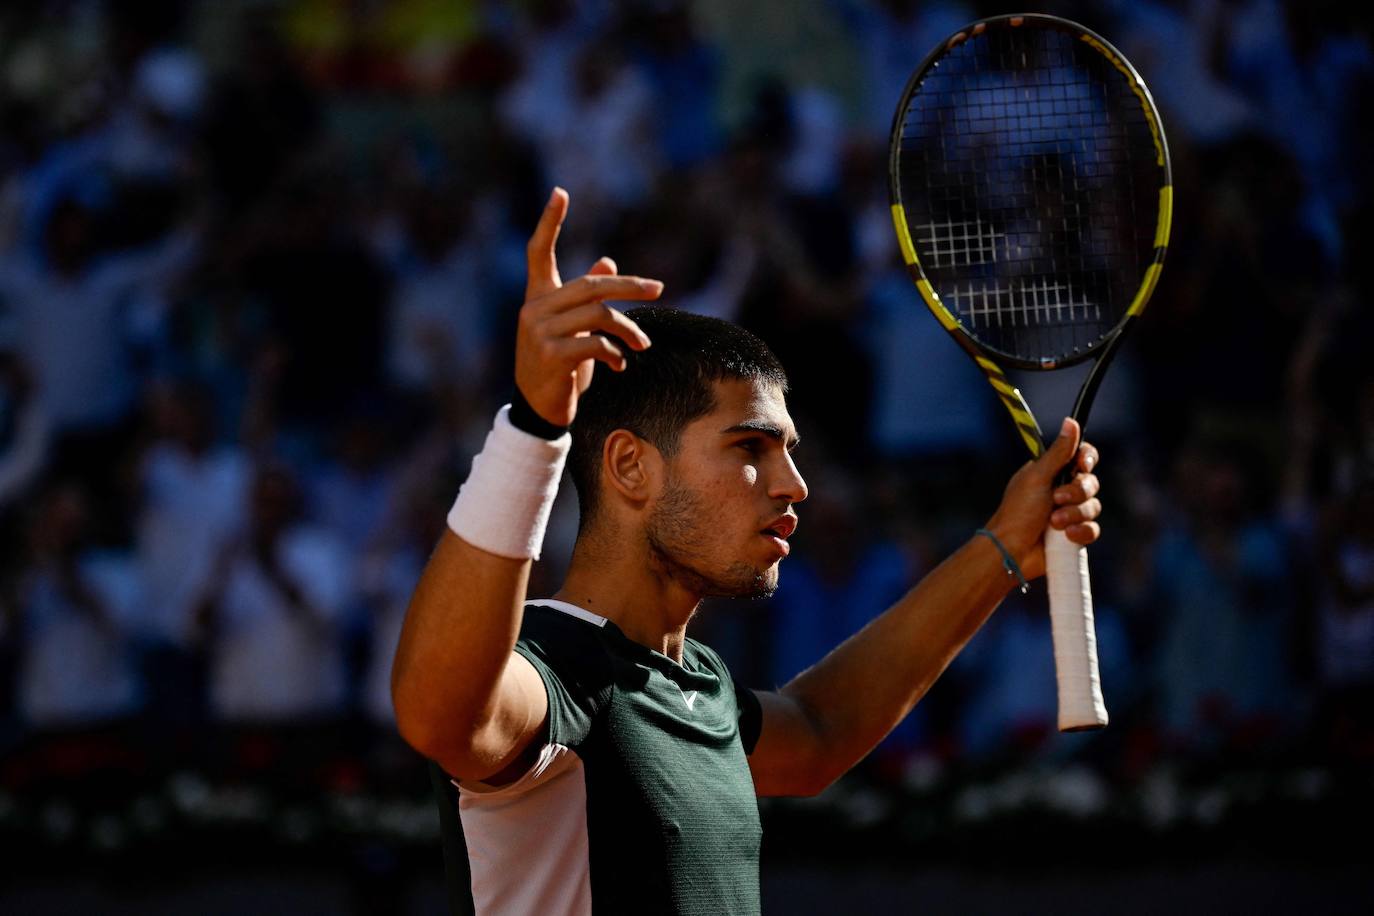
left=745, top=689, right=828, bottom=798
left=430, top=650, right=550, bottom=786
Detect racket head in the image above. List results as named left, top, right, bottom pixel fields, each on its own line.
left=888, top=13, right=1172, bottom=372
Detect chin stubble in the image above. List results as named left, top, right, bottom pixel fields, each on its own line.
left=646, top=478, right=779, bottom=600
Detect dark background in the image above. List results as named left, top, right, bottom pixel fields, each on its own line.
left=0, top=0, right=1371, bottom=912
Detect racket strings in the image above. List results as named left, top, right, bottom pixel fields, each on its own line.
left=896, top=24, right=1158, bottom=364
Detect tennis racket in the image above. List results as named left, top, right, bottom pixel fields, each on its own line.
left=887, top=14, right=1172, bottom=731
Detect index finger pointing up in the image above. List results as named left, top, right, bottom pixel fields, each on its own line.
left=526, top=187, right=568, bottom=300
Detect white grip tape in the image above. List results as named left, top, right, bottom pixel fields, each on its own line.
left=446, top=405, right=571, bottom=560
left=1044, top=525, right=1109, bottom=731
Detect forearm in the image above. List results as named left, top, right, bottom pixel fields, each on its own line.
left=779, top=532, right=1015, bottom=788
left=390, top=530, right=532, bottom=755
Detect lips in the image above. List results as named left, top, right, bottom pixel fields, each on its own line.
left=762, top=532, right=791, bottom=557
left=762, top=514, right=798, bottom=540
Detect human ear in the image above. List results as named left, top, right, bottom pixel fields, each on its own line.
left=602, top=429, right=661, bottom=506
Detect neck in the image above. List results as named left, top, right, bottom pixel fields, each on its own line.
left=551, top=522, right=702, bottom=663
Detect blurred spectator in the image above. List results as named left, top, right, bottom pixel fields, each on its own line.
left=724, top=85, right=876, bottom=455
left=864, top=266, right=1000, bottom=457
left=494, top=0, right=608, bottom=119
left=1311, top=479, right=1374, bottom=761
left=950, top=595, right=1059, bottom=759
left=196, top=463, right=352, bottom=724
left=496, top=0, right=619, bottom=217
left=1219, top=0, right=1374, bottom=262
left=106, top=46, right=206, bottom=184
left=230, top=171, right=389, bottom=448
left=0, top=189, right=196, bottom=436
left=602, top=172, right=755, bottom=325
left=506, top=41, right=660, bottom=219
left=377, top=185, right=497, bottom=402
left=777, top=84, right=847, bottom=197
left=309, top=400, right=401, bottom=559
left=1146, top=437, right=1298, bottom=752
left=134, top=377, right=251, bottom=728
left=1283, top=298, right=1374, bottom=761
left=1135, top=133, right=1321, bottom=440
left=15, top=481, right=145, bottom=729
left=839, top=0, right=976, bottom=141
left=625, top=1, right=724, bottom=169
left=0, top=345, right=51, bottom=510
left=309, top=397, right=408, bottom=706
left=691, top=0, right=859, bottom=132
left=1109, top=0, right=1256, bottom=145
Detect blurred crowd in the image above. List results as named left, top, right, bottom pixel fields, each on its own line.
left=0, top=0, right=1371, bottom=816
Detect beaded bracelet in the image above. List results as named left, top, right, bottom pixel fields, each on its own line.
left=975, top=527, right=1030, bottom=594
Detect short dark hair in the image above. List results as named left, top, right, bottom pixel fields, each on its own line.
left=568, top=306, right=788, bottom=525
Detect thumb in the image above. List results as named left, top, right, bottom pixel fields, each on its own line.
left=586, top=256, right=618, bottom=276
left=1036, top=417, right=1081, bottom=478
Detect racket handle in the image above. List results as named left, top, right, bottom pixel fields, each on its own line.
left=1044, top=525, right=1108, bottom=731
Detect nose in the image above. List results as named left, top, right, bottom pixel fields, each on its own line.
left=770, top=452, right=808, bottom=504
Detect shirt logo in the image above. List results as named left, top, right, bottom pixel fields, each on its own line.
left=677, top=685, right=698, bottom=711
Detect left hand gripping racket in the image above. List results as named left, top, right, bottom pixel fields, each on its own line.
left=887, top=14, right=1172, bottom=730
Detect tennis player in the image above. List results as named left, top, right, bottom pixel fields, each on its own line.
left=391, top=188, right=1102, bottom=915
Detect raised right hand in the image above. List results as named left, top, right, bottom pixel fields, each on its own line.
left=982, top=418, right=1102, bottom=582
left=514, top=187, right=662, bottom=427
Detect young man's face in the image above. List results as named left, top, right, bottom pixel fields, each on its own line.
left=645, top=377, right=807, bottom=599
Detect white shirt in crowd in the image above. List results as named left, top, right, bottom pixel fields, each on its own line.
left=0, top=233, right=196, bottom=433
left=209, top=525, right=353, bottom=723
left=358, top=544, right=424, bottom=726
left=18, top=551, right=144, bottom=728
left=136, top=441, right=252, bottom=648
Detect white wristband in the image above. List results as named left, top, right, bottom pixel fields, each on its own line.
left=447, top=405, right=571, bottom=560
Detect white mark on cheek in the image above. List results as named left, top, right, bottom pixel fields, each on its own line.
left=742, top=465, right=758, bottom=487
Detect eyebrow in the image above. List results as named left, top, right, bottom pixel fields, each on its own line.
left=721, top=421, right=802, bottom=452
